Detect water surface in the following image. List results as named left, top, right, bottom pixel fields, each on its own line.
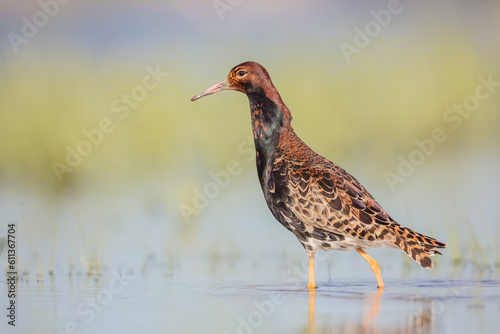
left=6, top=271, right=500, bottom=333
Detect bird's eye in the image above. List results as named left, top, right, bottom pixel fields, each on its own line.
left=237, top=70, right=247, bottom=77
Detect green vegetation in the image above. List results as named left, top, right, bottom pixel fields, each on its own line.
left=1, top=40, right=499, bottom=193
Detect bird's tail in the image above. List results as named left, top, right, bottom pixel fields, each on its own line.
left=388, top=225, right=447, bottom=269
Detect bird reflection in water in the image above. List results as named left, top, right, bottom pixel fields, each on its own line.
left=308, top=289, right=316, bottom=334
left=306, top=289, right=434, bottom=334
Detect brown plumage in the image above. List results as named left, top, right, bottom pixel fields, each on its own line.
left=271, top=127, right=444, bottom=267
left=191, top=61, right=446, bottom=289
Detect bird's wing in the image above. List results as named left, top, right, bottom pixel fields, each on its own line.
left=268, top=157, right=398, bottom=242
left=269, top=156, right=446, bottom=267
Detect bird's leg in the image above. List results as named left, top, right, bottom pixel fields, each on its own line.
left=307, top=250, right=317, bottom=289
left=356, top=248, right=384, bottom=289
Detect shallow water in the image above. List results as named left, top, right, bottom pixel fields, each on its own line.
left=5, top=272, right=499, bottom=334
left=1, top=154, right=500, bottom=333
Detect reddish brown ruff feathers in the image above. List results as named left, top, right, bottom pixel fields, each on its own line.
left=191, top=61, right=446, bottom=288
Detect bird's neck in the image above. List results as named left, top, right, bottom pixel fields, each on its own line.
left=247, top=86, right=292, bottom=179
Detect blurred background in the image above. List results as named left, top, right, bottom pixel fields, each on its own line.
left=0, top=0, right=499, bottom=282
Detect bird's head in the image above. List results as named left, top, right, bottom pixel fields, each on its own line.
left=191, top=61, right=272, bottom=101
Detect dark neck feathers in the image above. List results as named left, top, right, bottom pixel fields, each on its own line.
left=247, top=86, right=291, bottom=179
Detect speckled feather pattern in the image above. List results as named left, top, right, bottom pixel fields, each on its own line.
left=262, top=126, right=446, bottom=269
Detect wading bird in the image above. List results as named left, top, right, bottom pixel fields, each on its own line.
left=191, top=61, right=446, bottom=289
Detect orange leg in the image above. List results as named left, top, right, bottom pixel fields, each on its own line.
left=356, top=248, right=384, bottom=289
left=307, top=251, right=317, bottom=289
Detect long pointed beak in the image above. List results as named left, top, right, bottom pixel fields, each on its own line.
left=191, top=79, right=230, bottom=101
